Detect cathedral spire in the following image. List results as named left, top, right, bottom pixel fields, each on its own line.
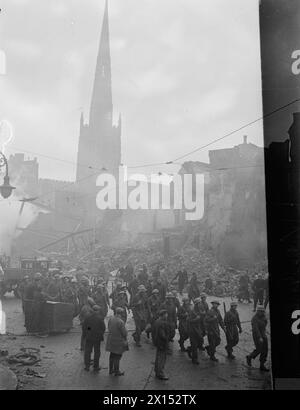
left=89, top=0, right=112, bottom=126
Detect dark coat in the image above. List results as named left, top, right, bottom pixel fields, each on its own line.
left=152, top=318, right=169, bottom=350
left=178, top=304, right=191, bottom=339
left=79, top=304, right=93, bottom=324
left=147, top=295, right=161, bottom=324
left=252, top=278, right=265, bottom=296
left=188, top=307, right=203, bottom=339
left=130, top=294, right=148, bottom=322
left=251, top=313, right=268, bottom=346
left=188, top=282, right=200, bottom=300
left=82, top=312, right=106, bottom=342
left=204, top=307, right=225, bottom=339
left=106, top=316, right=128, bottom=355
left=224, top=309, right=241, bottom=345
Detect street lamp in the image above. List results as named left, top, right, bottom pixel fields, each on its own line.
left=0, top=151, right=15, bottom=199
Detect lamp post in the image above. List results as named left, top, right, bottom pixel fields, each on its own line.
left=0, top=151, right=15, bottom=199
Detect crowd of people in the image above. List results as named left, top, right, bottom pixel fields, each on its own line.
left=78, top=263, right=270, bottom=380
left=18, top=262, right=270, bottom=381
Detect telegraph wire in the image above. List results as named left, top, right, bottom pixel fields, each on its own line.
left=9, top=98, right=300, bottom=172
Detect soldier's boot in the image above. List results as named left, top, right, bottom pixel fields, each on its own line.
left=133, top=332, right=141, bottom=346
left=205, top=345, right=211, bottom=357
left=259, top=364, right=269, bottom=372
left=225, top=346, right=235, bottom=359
left=186, top=346, right=192, bottom=359
left=156, top=374, right=169, bottom=380
left=179, top=341, right=186, bottom=352
left=246, top=355, right=252, bottom=367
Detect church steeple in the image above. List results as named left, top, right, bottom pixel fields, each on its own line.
left=76, top=0, right=121, bottom=187
left=89, top=0, right=112, bottom=126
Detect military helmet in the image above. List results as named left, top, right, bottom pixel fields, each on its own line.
left=159, top=309, right=168, bottom=317
left=116, top=307, right=124, bottom=315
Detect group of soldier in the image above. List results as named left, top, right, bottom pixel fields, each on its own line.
left=18, top=263, right=270, bottom=381
left=79, top=264, right=269, bottom=380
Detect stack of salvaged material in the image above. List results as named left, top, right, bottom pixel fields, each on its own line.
left=24, top=300, right=73, bottom=334
left=44, top=302, right=74, bottom=333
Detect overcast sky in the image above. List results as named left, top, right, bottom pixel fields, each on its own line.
left=0, top=0, right=263, bottom=180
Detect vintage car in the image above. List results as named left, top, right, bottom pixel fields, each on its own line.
left=0, top=258, right=51, bottom=298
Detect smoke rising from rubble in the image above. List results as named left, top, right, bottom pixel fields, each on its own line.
left=0, top=172, right=43, bottom=256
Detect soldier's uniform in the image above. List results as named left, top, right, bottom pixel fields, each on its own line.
left=128, top=277, right=139, bottom=302
left=112, top=291, right=129, bottom=323
left=252, top=276, right=265, bottom=312
left=224, top=302, right=242, bottom=359
left=160, top=294, right=177, bottom=342
left=147, top=290, right=161, bottom=337
left=177, top=298, right=191, bottom=352
left=78, top=279, right=91, bottom=309
left=204, top=301, right=225, bottom=361
left=187, top=298, right=204, bottom=364
left=188, top=275, right=201, bottom=301
left=173, top=270, right=188, bottom=295
left=198, top=293, right=209, bottom=337
left=46, top=275, right=62, bottom=302
left=246, top=306, right=269, bottom=371
left=152, top=310, right=170, bottom=380
left=130, top=286, right=148, bottom=346
left=110, top=283, right=122, bottom=306
left=93, top=285, right=109, bottom=317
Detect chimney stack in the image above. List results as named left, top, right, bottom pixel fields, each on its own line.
left=243, top=135, right=248, bottom=144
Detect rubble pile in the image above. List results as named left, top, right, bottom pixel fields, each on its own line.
left=65, top=239, right=268, bottom=297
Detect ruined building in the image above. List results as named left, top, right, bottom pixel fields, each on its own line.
left=178, top=136, right=267, bottom=268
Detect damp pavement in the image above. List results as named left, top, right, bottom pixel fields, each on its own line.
left=0, top=295, right=272, bottom=390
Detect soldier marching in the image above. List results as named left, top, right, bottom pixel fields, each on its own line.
left=17, top=260, right=269, bottom=380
